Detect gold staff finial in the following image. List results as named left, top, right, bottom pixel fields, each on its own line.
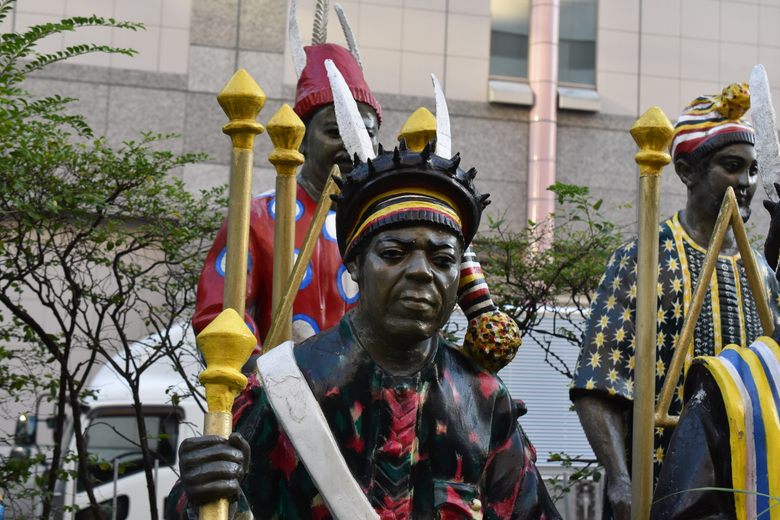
left=629, top=105, right=673, bottom=520
left=216, top=69, right=266, bottom=316
left=217, top=69, right=266, bottom=150
left=398, top=107, right=436, bottom=152
left=630, top=107, right=673, bottom=176
left=199, top=69, right=266, bottom=520
left=266, top=104, right=306, bottom=344
left=197, top=309, right=257, bottom=519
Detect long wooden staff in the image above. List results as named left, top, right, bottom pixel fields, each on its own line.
left=264, top=165, right=341, bottom=350
left=654, top=187, right=775, bottom=428
left=629, top=107, right=673, bottom=520
left=196, top=69, right=266, bottom=520
left=267, top=105, right=306, bottom=343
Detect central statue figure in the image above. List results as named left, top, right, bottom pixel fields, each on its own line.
left=169, top=145, right=559, bottom=519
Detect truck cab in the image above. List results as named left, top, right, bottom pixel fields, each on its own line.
left=14, top=324, right=204, bottom=519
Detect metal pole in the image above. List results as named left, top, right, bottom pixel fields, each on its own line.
left=111, top=458, right=118, bottom=520
left=527, top=0, right=560, bottom=227
left=629, top=107, right=673, bottom=520
left=154, top=457, right=159, bottom=512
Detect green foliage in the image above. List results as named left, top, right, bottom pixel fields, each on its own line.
left=546, top=451, right=601, bottom=503
left=0, top=2, right=225, bottom=518
left=479, top=181, right=628, bottom=377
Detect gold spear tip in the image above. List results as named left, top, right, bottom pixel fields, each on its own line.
left=217, top=68, right=267, bottom=124
left=196, top=308, right=257, bottom=372
left=630, top=106, right=674, bottom=152
left=398, top=107, right=437, bottom=152
left=267, top=103, right=306, bottom=154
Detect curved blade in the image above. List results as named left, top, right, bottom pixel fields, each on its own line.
left=431, top=74, right=451, bottom=158
left=749, top=64, right=780, bottom=202
left=324, top=59, right=375, bottom=161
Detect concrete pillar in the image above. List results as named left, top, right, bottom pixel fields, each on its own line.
left=527, top=0, right=559, bottom=227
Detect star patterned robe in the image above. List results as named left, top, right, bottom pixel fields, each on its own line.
left=193, top=184, right=359, bottom=350
left=168, top=316, right=561, bottom=520
left=571, top=212, right=780, bottom=477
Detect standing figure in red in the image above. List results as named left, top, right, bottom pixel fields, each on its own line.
left=193, top=2, right=381, bottom=354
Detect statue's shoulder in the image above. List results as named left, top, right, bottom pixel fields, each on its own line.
left=294, top=324, right=346, bottom=364
left=439, top=340, right=510, bottom=397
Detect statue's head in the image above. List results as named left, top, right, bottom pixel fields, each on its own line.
left=294, top=44, right=381, bottom=196
left=333, top=147, right=489, bottom=342
left=671, top=83, right=757, bottom=221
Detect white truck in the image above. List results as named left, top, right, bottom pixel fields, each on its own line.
left=12, top=324, right=204, bottom=520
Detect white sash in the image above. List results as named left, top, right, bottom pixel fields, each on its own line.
left=256, top=341, right=379, bottom=520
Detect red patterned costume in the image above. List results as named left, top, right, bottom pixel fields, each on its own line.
left=193, top=187, right=359, bottom=349
left=193, top=43, right=381, bottom=349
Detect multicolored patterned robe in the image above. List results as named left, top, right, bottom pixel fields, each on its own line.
left=193, top=184, right=359, bottom=351
left=651, top=336, right=780, bottom=520
left=168, top=316, right=560, bottom=520
left=571, top=211, right=780, bottom=477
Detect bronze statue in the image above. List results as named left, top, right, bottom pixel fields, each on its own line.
left=650, top=327, right=780, bottom=519
left=570, top=83, right=780, bottom=519
left=167, top=145, right=561, bottom=519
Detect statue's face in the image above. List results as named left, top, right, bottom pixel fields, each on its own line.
left=350, top=225, right=462, bottom=343
left=298, top=102, right=379, bottom=195
left=685, top=142, right=758, bottom=222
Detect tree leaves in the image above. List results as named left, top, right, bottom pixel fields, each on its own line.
left=479, top=182, right=629, bottom=378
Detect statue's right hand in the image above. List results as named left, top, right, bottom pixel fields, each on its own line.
left=607, top=474, right=632, bottom=520
left=763, top=182, right=780, bottom=270
left=179, top=432, right=249, bottom=506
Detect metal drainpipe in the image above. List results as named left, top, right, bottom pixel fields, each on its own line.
left=527, top=0, right=560, bottom=232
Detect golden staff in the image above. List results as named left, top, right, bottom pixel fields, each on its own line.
left=196, top=69, right=266, bottom=520
left=629, top=107, right=673, bottom=520
left=655, top=186, right=774, bottom=428
left=264, top=165, right=341, bottom=350
left=267, top=104, right=305, bottom=344
left=397, top=107, right=436, bottom=151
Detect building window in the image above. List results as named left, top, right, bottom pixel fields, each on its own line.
left=490, top=0, right=532, bottom=79
left=489, top=0, right=596, bottom=87
left=559, top=0, right=596, bottom=86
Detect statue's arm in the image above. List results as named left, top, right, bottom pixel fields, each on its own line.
left=763, top=183, right=780, bottom=272
left=192, top=202, right=267, bottom=345
left=574, top=394, right=631, bottom=520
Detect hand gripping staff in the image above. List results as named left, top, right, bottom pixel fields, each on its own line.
left=196, top=69, right=265, bottom=520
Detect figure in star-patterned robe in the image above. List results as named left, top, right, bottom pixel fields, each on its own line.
left=571, top=211, right=780, bottom=477
left=168, top=316, right=560, bottom=520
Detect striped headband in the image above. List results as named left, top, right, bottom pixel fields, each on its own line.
left=344, top=188, right=464, bottom=260
left=670, top=83, right=755, bottom=161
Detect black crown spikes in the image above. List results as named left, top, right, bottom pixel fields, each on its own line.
left=420, top=142, right=432, bottom=161
left=392, top=146, right=402, bottom=165
left=450, top=152, right=461, bottom=172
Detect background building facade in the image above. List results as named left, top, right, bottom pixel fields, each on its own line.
left=10, top=0, right=780, bottom=233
